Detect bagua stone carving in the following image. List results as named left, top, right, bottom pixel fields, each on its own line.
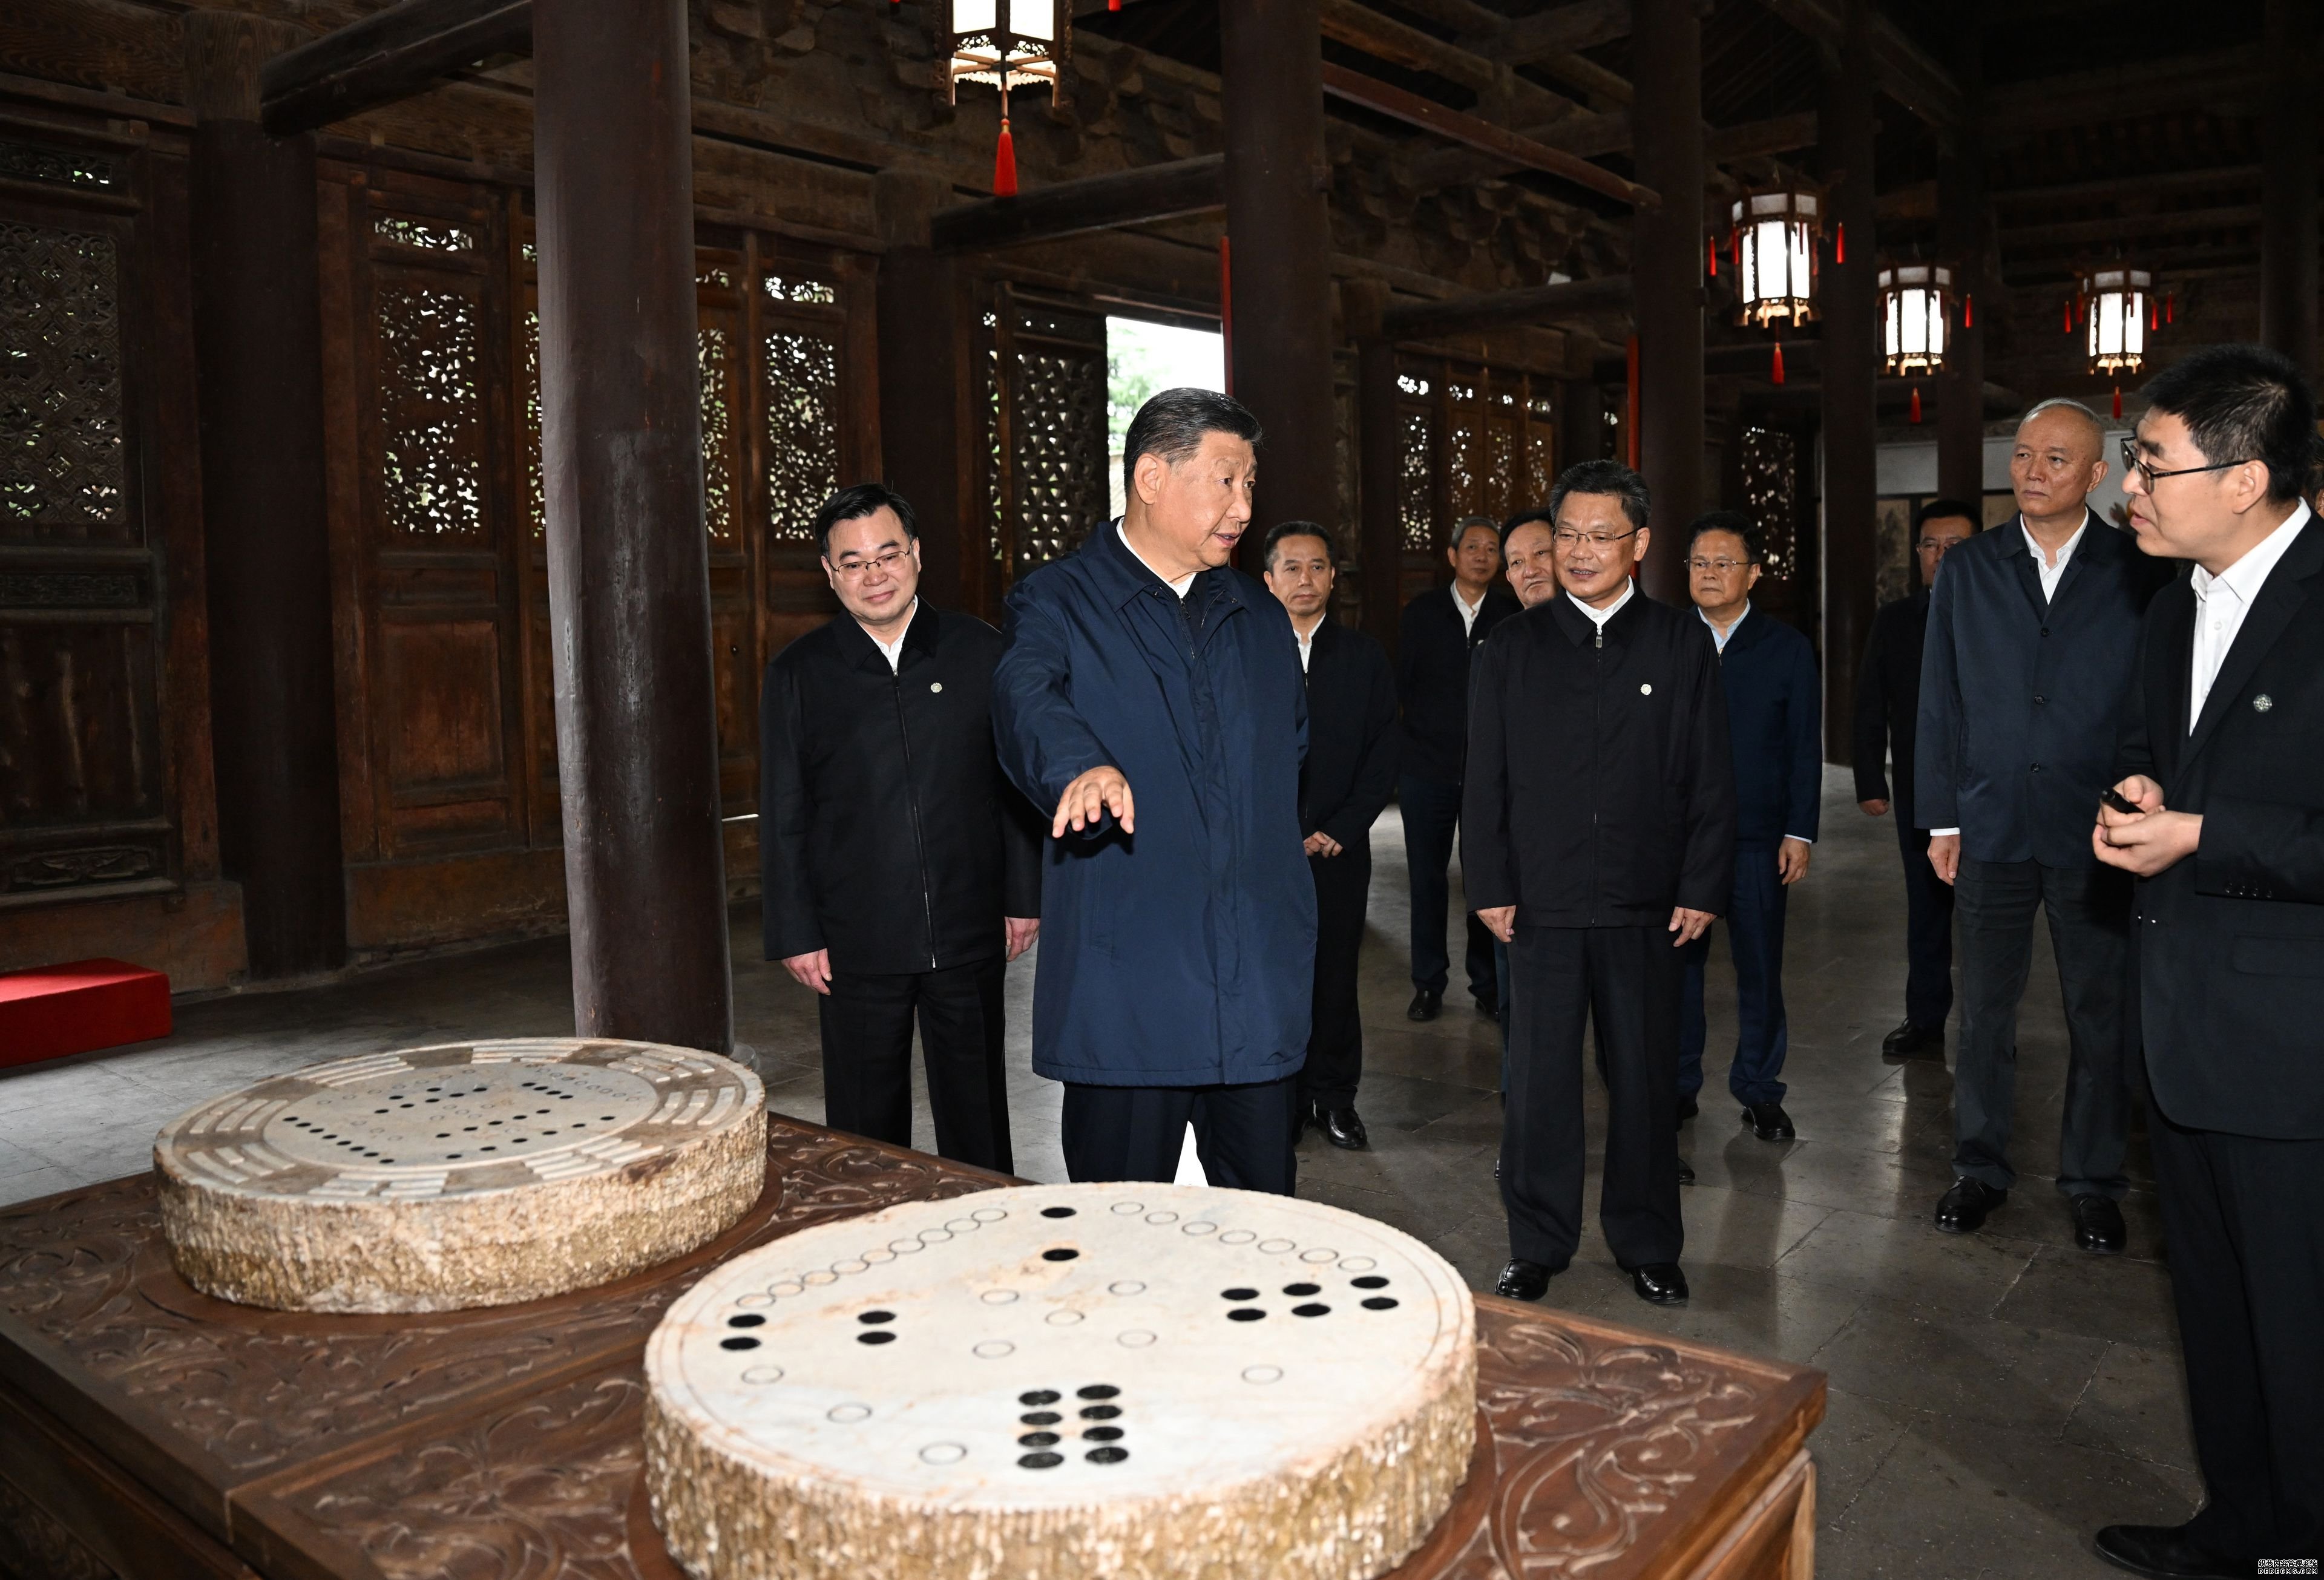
left=154, top=1038, right=766, bottom=1314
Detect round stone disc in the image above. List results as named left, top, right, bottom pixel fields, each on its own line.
left=156, top=1038, right=765, bottom=1314
left=644, top=1182, right=1475, bottom=1580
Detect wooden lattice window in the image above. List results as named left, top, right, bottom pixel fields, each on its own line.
left=0, top=218, right=126, bottom=538
left=375, top=277, right=487, bottom=542
left=1741, top=424, right=1800, bottom=577
left=985, top=290, right=1108, bottom=583
left=698, top=323, right=739, bottom=546
left=762, top=323, right=839, bottom=543
left=1396, top=373, right=1434, bottom=551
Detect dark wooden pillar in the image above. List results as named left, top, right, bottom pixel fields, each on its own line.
left=1630, top=0, right=1705, bottom=600
left=185, top=11, right=347, bottom=979
left=1818, top=0, right=1879, bottom=764
left=2262, top=0, right=2318, bottom=379
left=1558, top=377, right=1604, bottom=470
left=1935, top=2, right=1988, bottom=509
left=535, top=0, right=732, bottom=1054
left=876, top=172, right=981, bottom=617
left=1344, top=280, right=1401, bottom=651
left=1221, top=0, right=1339, bottom=538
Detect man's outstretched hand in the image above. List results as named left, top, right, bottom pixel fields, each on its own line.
left=1053, top=765, right=1134, bottom=837
left=782, top=948, right=832, bottom=995
left=1668, top=907, right=1715, bottom=946
left=1477, top=905, right=1516, bottom=943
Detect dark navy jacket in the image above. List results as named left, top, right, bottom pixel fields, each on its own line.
left=1915, top=513, right=2168, bottom=865
left=1710, top=608, right=1822, bottom=849
left=992, top=523, right=1316, bottom=1087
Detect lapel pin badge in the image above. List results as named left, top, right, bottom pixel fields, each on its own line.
left=930, top=682, right=944, bottom=693
left=2253, top=693, right=2271, bottom=712
left=1640, top=683, right=1653, bottom=695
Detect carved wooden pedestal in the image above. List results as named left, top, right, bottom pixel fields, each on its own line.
left=0, top=1118, right=1824, bottom=1580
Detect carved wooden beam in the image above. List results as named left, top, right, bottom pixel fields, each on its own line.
left=931, top=155, right=1226, bottom=252
left=1322, top=64, right=1656, bottom=208
left=1751, top=0, right=1965, bottom=129
left=1380, top=274, right=1635, bottom=341
left=261, top=0, right=532, bottom=135
left=1408, top=110, right=1813, bottom=192
left=1316, top=0, right=1580, bottom=126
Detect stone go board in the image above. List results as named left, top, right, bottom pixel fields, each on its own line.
left=155, top=1037, right=766, bottom=1314
left=644, top=1182, right=1476, bottom=1580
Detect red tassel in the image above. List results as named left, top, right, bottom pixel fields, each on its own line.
left=1963, top=293, right=1973, bottom=329
left=1910, top=386, right=1923, bottom=424
left=2166, top=292, right=2176, bottom=324
left=1730, top=228, right=1741, bottom=270
left=2150, top=300, right=2159, bottom=331
left=1707, top=233, right=1717, bottom=278
left=993, top=116, right=1018, bottom=198
left=1771, top=340, right=1786, bottom=384
left=2063, top=298, right=2073, bottom=334
left=1110, top=0, right=1121, bottom=8
left=2113, top=385, right=2124, bottom=419
left=1835, top=222, right=1845, bottom=264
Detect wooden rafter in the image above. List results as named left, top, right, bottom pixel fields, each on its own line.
left=1750, top=0, right=1965, bottom=129
left=1321, top=62, right=1656, bottom=208
left=1380, top=274, right=1635, bottom=340
left=933, top=156, right=1224, bottom=252
left=261, top=0, right=530, bottom=135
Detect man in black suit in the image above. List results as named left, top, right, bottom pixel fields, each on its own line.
left=1916, top=399, right=2167, bottom=1252
left=1467, top=461, right=1736, bottom=1308
left=1853, top=499, right=1978, bottom=1058
left=1261, top=522, right=1400, bottom=1151
left=2092, top=346, right=2324, bottom=1580
left=1396, top=517, right=1519, bottom=1022
left=761, top=484, right=1041, bottom=1171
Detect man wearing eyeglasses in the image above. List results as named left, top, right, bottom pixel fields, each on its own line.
left=1915, top=399, right=2168, bottom=1251
left=2090, top=344, right=2323, bottom=1580
left=1465, top=461, right=1736, bottom=1308
left=759, top=483, right=1042, bottom=1172
left=1853, top=498, right=1978, bottom=1061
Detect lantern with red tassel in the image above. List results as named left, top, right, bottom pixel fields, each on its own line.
left=1879, top=261, right=1951, bottom=376
left=2082, top=264, right=2153, bottom=376
left=1732, top=183, right=1822, bottom=327
left=946, top=0, right=1070, bottom=195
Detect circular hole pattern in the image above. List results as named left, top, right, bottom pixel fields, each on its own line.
left=919, top=1443, right=967, bottom=1465
left=1080, top=1404, right=1121, bottom=1420
left=856, top=1331, right=896, bottom=1346
left=1020, top=1411, right=1062, bottom=1427
left=1019, top=1389, right=1061, bottom=1406
left=1181, top=1221, right=1218, bottom=1236
left=1085, top=1424, right=1124, bottom=1442
left=1118, top=1330, right=1156, bottom=1348
left=973, top=1340, right=1015, bottom=1359
left=720, top=1336, right=761, bottom=1351
left=1227, top=1308, right=1265, bottom=1322
left=741, top=1364, right=785, bottom=1385
left=1019, top=1452, right=1064, bottom=1470
left=859, top=1310, right=896, bottom=1325
left=1299, top=1248, right=1338, bottom=1264
left=1144, top=1211, right=1178, bottom=1225
left=1040, top=1206, right=1076, bottom=1219
left=972, top=1207, right=1008, bottom=1222
left=1077, top=1384, right=1120, bottom=1400
left=1042, top=1247, right=1079, bottom=1262
left=828, top=1404, right=872, bottom=1424
left=726, top=1314, right=766, bottom=1329
left=981, top=1289, right=1020, bottom=1305
left=1108, top=1280, right=1146, bottom=1296
left=1219, top=1230, right=1256, bottom=1245
left=1019, top=1431, right=1060, bottom=1447
left=1045, top=1310, right=1084, bottom=1326
left=1258, top=1238, right=1296, bottom=1254
left=1293, top=1303, right=1331, bottom=1318
left=1363, top=1296, right=1400, bottom=1311
left=1221, top=1287, right=1259, bottom=1301
left=1086, top=1446, right=1130, bottom=1464
left=1242, top=1365, right=1284, bottom=1384
left=1111, top=1202, right=1143, bottom=1215
left=1283, top=1282, right=1321, bottom=1296
left=1351, top=1275, right=1390, bottom=1290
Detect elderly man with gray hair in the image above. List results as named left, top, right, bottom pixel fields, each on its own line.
left=1915, top=398, right=2171, bottom=1250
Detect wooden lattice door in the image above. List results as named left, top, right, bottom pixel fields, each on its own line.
left=984, top=286, right=1109, bottom=603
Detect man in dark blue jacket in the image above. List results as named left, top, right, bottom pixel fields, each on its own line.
left=1915, top=398, right=2170, bottom=1251
left=992, top=389, right=1315, bottom=1193
left=1678, top=512, right=1820, bottom=1144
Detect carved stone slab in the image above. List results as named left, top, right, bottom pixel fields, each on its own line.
left=153, top=1038, right=766, bottom=1313
left=643, top=1183, right=1477, bottom=1580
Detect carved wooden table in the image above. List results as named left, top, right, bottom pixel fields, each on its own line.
left=0, top=1117, right=1825, bottom=1580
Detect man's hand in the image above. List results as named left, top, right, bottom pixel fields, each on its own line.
left=782, top=949, right=832, bottom=995
left=1302, top=831, right=1344, bottom=857
left=1053, top=765, right=1134, bottom=837
left=2101, top=774, right=2167, bottom=819
left=1004, top=917, right=1040, bottom=961
left=1476, top=905, right=1516, bottom=943
left=1668, top=907, right=1715, bottom=946
left=1777, top=838, right=1813, bottom=885
left=1928, top=832, right=1961, bottom=886
left=2094, top=776, right=2201, bottom=877
left=1859, top=798, right=1889, bottom=818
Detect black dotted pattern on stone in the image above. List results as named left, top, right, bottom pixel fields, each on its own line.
left=1085, top=1446, right=1130, bottom=1464
left=856, top=1331, right=896, bottom=1346
left=1020, top=1390, right=1061, bottom=1406
left=859, top=1310, right=895, bottom=1324
left=1040, top=1206, right=1076, bottom=1218
left=727, top=1314, right=766, bottom=1328
left=1019, top=1452, right=1065, bottom=1469
left=1363, top=1296, right=1399, bottom=1311
left=1077, top=1384, right=1120, bottom=1400
left=1227, top=1308, right=1264, bottom=1322
left=1283, top=1282, right=1321, bottom=1296
left=1352, top=1275, right=1390, bottom=1289
left=1019, top=1432, right=1060, bottom=1447
left=1292, top=1303, right=1331, bottom=1317
left=1080, top=1403, right=1121, bottom=1420
left=1085, top=1425, right=1124, bottom=1442
left=720, top=1336, right=761, bottom=1351
left=1021, top=1411, right=1062, bottom=1426
left=1042, top=1247, right=1080, bottom=1262
left=1221, top=1287, right=1259, bottom=1300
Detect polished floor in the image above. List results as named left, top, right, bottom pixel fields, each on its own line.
left=0, top=769, right=2201, bottom=1578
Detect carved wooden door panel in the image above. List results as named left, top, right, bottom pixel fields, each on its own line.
left=697, top=249, right=755, bottom=819
left=985, top=286, right=1108, bottom=600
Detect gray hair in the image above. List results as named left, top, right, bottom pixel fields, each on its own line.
left=1121, top=387, right=1261, bottom=500
left=1449, top=515, right=1498, bottom=551
left=2017, top=397, right=2107, bottom=450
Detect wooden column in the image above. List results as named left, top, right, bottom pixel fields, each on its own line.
left=1629, top=0, right=1705, bottom=600
left=185, top=12, right=347, bottom=979
left=1818, top=0, right=1879, bottom=764
left=876, top=172, right=980, bottom=617
left=534, top=0, right=732, bottom=1054
left=1344, top=280, right=1402, bottom=651
left=2261, top=0, right=2318, bottom=379
left=1934, top=1, right=1988, bottom=510
left=1558, top=377, right=1604, bottom=471
left=1221, top=0, right=1339, bottom=539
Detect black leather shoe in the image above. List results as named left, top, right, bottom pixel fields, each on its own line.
left=1629, top=1262, right=1689, bottom=1304
left=1407, top=988, right=1442, bottom=1022
left=2071, top=1193, right=2127, bottom=1254
left=1882, top=1020, right=1946, bottom=1059
left=1675, top=1095, right=1698, bottom=1127
left=1314, top=1105, right=1369, bottom=1151
left=1676, top=1159, right=1696, bottom=1185
left=1743, top=1101, right=1796, bottom=1141
left=1494, top=1259, right=1553, bottom=1301
left=1934, top=1177, right=2006, bottom=1234
left=2093, top=1523, right=2243, bottom=1579
left=1475, top=998, right=1500, bottom=1023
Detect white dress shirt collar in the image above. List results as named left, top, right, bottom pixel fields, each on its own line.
left=864, top=598, right=919, bottom=672
left=1568, top=578, right=1635, bottom=628
left=1699, top=601, right=1750, bottom=652
left=2022, top=511, right=2090, bottom=603
left=2188, top=501, right=2310, bottom=730
left=1292, top=614, right=1325, bottom=673
left=1451, top=581, right=1486, bottom=637
left=1119, top=522, right=1197, bottom=597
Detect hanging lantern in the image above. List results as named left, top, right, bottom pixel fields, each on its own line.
left=2081, top=265, right=2153, bottom=376
left=1731, top=185, right=1822, bottom=328
left=946, top=0, right=1071, bottom=194
left=1879, top=262, right=1952, bottom=376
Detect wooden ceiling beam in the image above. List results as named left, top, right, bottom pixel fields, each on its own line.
left=1750, top=0, right=1965, bottom=129
left=1406, top=108, right=1813, bottom=191
left=1998, top=203, right=2267, bottom=250
left=1983, top=49, right=2263, bottom=136
left=1324, top=62, right=1655, bottom=206
left=1990, top=163, right=2262, bottom=208
left=261, top=0, right=531, bottom=136
left=1382, top=274, right=1635, bottom=341
left=1316, top=0, right=1580, bottom=126
left=931, top=156, right=1224, bottom=252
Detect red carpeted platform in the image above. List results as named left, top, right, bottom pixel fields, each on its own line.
left=0, top=959, right=172, bottom=1070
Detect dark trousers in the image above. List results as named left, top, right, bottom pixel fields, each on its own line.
left=819, top=959, right=1012, bottom=1173
left=1678, top=842, right=1791, bottom=1108
left=1502, top=925, right=1685, bottom=1270
left=1399, top=773, right=1497, bottom=1004
left=1060, top=1077, right=1299, bottom=1195
left=1952, top=857, right=2133, bottom=1198
left=1897, top=819, right=1955, bottom=1028
left=2148, top=1115, right=2324, bottom=1565
left=1299, top=848, right=1371, bottom=1109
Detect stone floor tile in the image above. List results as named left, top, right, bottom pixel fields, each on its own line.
left=2063, top=1341, right=2199, bottom=1475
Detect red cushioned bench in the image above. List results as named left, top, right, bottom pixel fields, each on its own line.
left=0, top=959, right=172, bottom=1070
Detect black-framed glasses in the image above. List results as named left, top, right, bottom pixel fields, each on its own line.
left=2120, top=436, right=2246, bottom=493
left=1551, top=527, right=1640, bottom=551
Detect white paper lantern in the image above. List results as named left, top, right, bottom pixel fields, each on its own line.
left=1731, top=186, right=1821, bottom=327
left=948, top=0, right=1069, bottom=103
left=2083, top=266, right=2152, bottom=376
left=1880, top=262, right=1952, bottom=376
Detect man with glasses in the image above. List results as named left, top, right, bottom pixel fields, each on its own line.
left=1679, top=511, right=1819, bottom=1147
left=1854, top=499, right=1978, bottom=1060
left=760, top=482, right=1042, bottom=1171
left=1465, top=461, right=1736, bottom=1307
left=1916, top=400, right=2168, bottom=1250
left=2090, top=344, right=2323, bottom=1580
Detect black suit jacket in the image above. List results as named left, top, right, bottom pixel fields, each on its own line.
left=2117, top=513, right=2324, bottom=1140
left=1916, top=512, right=2170, bottom=863
left=760, top=605, right=1042, bottom=974
left=1396, top=583, right=1520, bottom=783
left=1300, top=619, right=1400, bottom=855
left=1853, top=589, right=1928, bottom=821
left=1463, top=592, right=1737, bottom=927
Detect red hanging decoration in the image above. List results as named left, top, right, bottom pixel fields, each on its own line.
left=993, top=115, right=1019, bottom=198
left=1110, top=0, right=1122, bottom=9
left=2166, top=292, right=2176, bottom=324
left=2150, top=299, right=2159, bottom=332
left=1910, top=386, right=1923, bottom=424
left=1834, top=222, right=1845, bottom=264
left=1771, top=339, right=1786, bottom=385
left=1707, top=233, right=1718, bottom=278
left=2063, top=297, right=2073, bottom=333
left=1730, top=228, right=1741, bottom=271
left=2113, top=385, right=2124, bottom=419
left=1963, top=293, right=1974, bottom=329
